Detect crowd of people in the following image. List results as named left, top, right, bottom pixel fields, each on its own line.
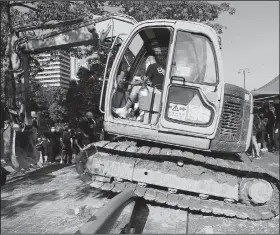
left=34, top=111, right=98, bottom=165
left=251, top=99, right=280, bottom=159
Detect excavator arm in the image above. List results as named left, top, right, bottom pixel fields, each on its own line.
left=17, top=13, right=137, bottom=53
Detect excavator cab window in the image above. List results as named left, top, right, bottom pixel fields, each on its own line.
left=170, top=31, right=217, bottom=85
left=111, top=27, right=172, bottom=124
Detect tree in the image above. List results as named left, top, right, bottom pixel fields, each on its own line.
left=29, top=81, right=49, bottom=112
left=48, top=102, right=67, bottom=124
left=67, top=66, right=103, bottom=123
left=45, top=87, right=67, bottom=123
left=108, top=1, right=235, bottom=34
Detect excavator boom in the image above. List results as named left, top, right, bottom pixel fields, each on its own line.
left=17, top=14, right=137, bottom=53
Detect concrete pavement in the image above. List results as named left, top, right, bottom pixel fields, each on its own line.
left=1, top=164, right=110, bottom=234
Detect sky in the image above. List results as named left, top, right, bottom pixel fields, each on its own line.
left=212, top=1, right=279, bottom=91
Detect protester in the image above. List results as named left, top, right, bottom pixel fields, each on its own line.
left=1, top=101, right=9, bottom=130
left=36, top=134, right=49, bottom=164
left=17, top=99, right=25, bottom=123
left=31, top=111, right=39, bottom=129
left=45, top=126, right=60, bottom=164
left=60, top=124, right=73, bottom=164
left=263, top=101, right=276, bottom=151
left=255, top=115, right=266, bottom=153
left=273, top=98, right=280, bottom=152
left=260, top=118, right=269, bottom=151
left=0, top=101, right=11, bottom=185
left=1, top=101, right=10, bottom=158
left=70, top=128, right=84, bottom=163
left=252, top=107, right=262, bottom=159
left=79, top=112, right=97, bottom=146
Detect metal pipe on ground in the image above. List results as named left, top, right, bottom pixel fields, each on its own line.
left=76, top=189, right=137, bottom=234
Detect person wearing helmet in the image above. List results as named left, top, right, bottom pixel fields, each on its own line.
left=79, top=112, right=97, bottom=146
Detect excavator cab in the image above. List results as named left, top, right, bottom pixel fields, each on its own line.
left=102, top=20, right=253, bottom=153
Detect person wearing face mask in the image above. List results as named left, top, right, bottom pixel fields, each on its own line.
left=113, top=55, right=165, bottom=119
left=79, top=112, right=97, bottom=146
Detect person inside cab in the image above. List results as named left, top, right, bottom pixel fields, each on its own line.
left=113, top=55, right=165, bottom=119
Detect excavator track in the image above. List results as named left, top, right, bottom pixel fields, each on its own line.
left=76, top=140, right=279, bottom=221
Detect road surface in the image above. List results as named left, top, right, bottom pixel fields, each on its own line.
left=1, top=153, right=279, bottom=234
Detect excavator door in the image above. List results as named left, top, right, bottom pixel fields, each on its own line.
left=158, top=21, right=225, bottom=139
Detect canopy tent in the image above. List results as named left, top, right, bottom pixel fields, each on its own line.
left=251, top=75, right=279, bottom=101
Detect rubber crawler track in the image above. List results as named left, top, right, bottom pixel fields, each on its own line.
left=76, top=140, right=279, bottom=221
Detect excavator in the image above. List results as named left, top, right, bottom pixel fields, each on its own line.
left=7, top=13, right=279, bottom=220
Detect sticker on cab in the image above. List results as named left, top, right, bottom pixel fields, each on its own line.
left=187, top=104, right=211, bottom=123
left=168, top=103, right=188, bottom=121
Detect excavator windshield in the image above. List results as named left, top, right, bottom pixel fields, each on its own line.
left=171, top=31, right=217, bottom=85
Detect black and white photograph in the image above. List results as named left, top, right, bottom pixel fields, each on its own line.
left=0, top=0, right=279, bottom=234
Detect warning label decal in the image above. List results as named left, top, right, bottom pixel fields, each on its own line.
left=167, top=103, right=187, bottom=121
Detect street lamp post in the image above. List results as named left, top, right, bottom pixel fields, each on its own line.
left=238, top=68, right=250, bottom=89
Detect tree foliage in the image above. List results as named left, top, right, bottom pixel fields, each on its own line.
left=10, top=1, right=105, bottom=28
left=65, top=65, right=103, bottom=126
left=29, top=80, right=49, bottom=111
left=28, top=80, right=67, bottom=125
left=46, top=87, right=67, bottom=123
left=108, top=1, right=235, bottom=34
left=66, top=80, right=83, bottom=123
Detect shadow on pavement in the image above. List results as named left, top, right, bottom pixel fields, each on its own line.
left=2, top=164, right=68, bottom=193
left=67, top=183, right=110, bottom=200
left=1, top=190, right=60, bottom=219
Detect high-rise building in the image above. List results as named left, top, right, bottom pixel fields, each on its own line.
left=70, top=57, right=90, bottom=81
left=34, top=52, right=71, bottom=89
left=70, top=57, right=80, bottom=81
